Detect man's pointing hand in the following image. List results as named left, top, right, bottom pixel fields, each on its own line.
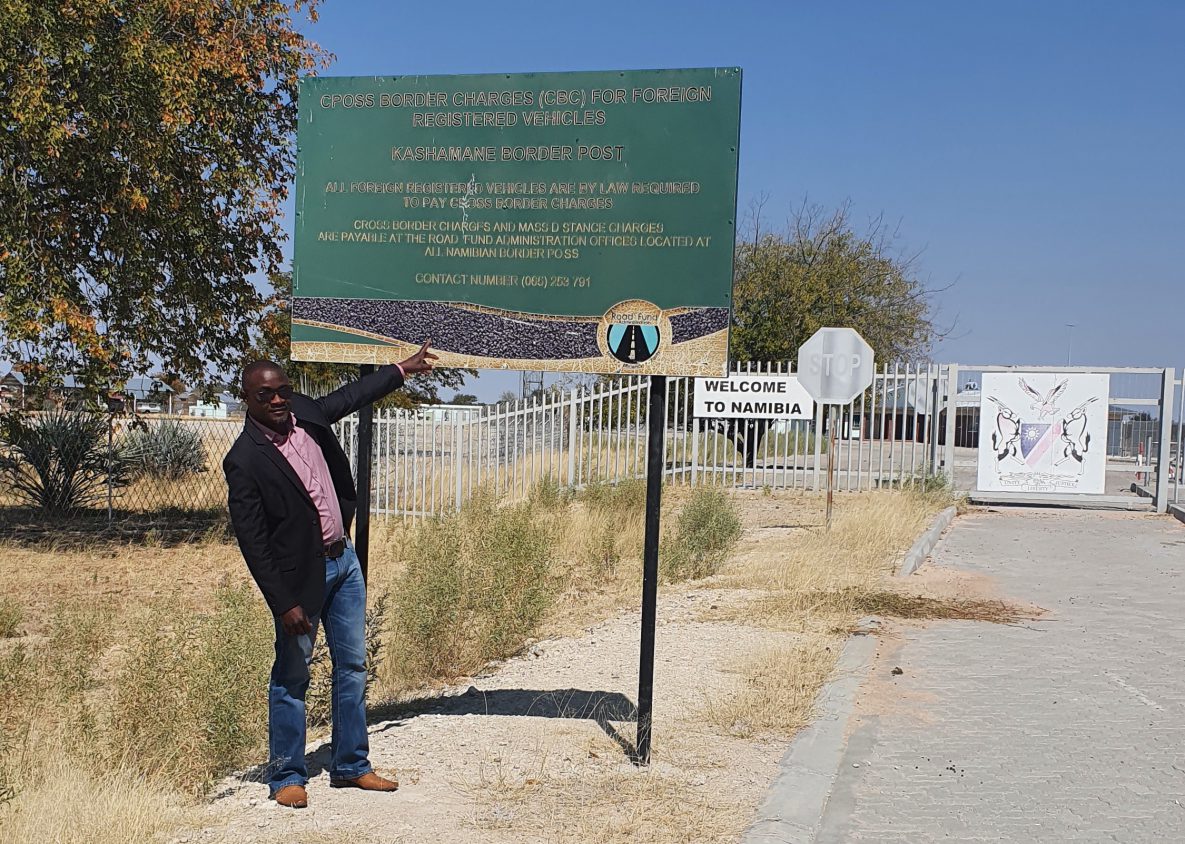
left=398, top=340, right=438, bottom=376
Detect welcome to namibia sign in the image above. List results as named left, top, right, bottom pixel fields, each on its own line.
left=290, top=67, right=742, bottom=377
left=693, top=374, right=815, bottom=420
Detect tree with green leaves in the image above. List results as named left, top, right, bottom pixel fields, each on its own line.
left=0, top=0, right=328, bottom=398
left=730, top=202, right=944, bottom=365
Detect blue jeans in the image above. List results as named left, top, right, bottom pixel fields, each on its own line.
left=267, top=543, right=372, bottom=794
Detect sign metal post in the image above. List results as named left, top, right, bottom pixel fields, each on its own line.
left=636, top=374, right=666, bottom=764
left=826, top=406, right=837, bottom=528
left=355, top=363, right=375, bottom=582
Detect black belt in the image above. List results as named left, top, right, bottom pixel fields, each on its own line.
left=323, top=537, right=347, bottom=559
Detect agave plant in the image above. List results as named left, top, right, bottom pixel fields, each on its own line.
left=122, top=420, right=209, bottom=480
left=0, top=410, right=130, bottom=514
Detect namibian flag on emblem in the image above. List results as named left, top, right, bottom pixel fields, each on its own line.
left=1021, top=422, right=1062, bottom=464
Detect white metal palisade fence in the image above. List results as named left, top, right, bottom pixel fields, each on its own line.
left=335, top=361, right=951, bottom=520
left=1175, top=366, right=1184, bottom=506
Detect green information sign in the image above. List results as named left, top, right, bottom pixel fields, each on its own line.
left=291, top=67, right=741, bottom=376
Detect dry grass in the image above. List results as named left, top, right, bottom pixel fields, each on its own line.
left=0, top=531, right=244, bottom=636
left=0, top=598, right=21, bottom=638
left=541, top=480, right=648, bottom=634
left=0, top=755, right=192, bottom=844
left=813, top=587, right=1037, bottom=626
left=714, top=490, right=1035, bottom=634
left=117, top=473, right=228, bottom=512
left=704, top=638, right=841, bottom=739
left=468, top=733, right=746, bottom=844
left=717, top=490, right=964, bottom=630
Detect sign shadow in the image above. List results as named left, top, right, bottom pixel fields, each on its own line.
left=370, top=686, right=642, bottom=765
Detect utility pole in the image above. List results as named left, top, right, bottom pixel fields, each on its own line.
left=1065, top=323, right=1076, bottom=367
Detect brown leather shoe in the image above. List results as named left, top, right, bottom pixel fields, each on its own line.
left=273, top=784, right=308, bottom=808
left=329, top=771, right=398, bottom=791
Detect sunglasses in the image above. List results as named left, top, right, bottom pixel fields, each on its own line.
left=253, top=384, right=294, bottom=403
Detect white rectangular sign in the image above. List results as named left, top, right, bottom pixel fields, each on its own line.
left=694, top=374, right=815, bottom=420
left=977, top=372, right=1110, bottom=494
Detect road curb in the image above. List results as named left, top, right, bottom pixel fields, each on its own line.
left=897, top=506, right=958, bottom=577
left=1169, top=502, right=1185, bottom=526
left=741, top=633, right=878, bottom=844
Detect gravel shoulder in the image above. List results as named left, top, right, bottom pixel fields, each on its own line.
left=190, top=584, right=804, bottom=843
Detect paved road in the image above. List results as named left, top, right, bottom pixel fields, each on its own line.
left=818, top=509, right=1185, bottom=843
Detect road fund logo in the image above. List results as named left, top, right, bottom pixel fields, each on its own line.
left=599, top=300, right=667, bottom=365
left=607, top=324, right=659, bottom=363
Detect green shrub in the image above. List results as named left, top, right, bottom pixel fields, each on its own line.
left=307, top=592, right=387, bottom=728
left=661, top=488, right=743, bottom=582
left=577, top=477, right=646, bottom=513
left=0, top=411, right=129, bottom=514
left=122, top=421, right=209, bottom=479
left=387, top=493, right=556, bottom=688
left=528, top=474, right=570, bottom=510
left=0, top=598, right=21, bottom=638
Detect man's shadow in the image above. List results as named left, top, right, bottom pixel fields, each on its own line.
left=221, top=687, right=639, bottom=796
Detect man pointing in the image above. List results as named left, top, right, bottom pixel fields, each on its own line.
left=223, top=342, right=436, bottom=808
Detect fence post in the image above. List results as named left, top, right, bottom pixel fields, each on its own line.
left=106, top=413, right=115, bottom=525
left=454, top=414, right=464, bottom=511
left=928, top=365, right=940, bottom=476
left=944, top=364, right=959, bottom=487
left=1156, top=368, right=1174, bottom=513
left=567, top=388, right=579, bottom=487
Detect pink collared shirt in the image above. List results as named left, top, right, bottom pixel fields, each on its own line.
left=251, top=414, right=345, bottom=546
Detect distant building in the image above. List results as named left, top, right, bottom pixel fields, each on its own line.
left=0, top=368, right=23, bottom=409
left=186, top=391, right=243, bottom=419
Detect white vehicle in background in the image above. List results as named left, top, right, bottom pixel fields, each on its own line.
left=138, top=401, right=163, bottom=414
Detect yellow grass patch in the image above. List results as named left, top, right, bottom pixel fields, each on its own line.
left=704, top=638, right=841, bottom=739
left=0, top=755, right=192, bottom=844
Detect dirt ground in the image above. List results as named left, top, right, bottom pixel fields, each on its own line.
left=184, top=494, right=831, bottom=844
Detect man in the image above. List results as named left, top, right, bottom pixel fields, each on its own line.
left=223, top=342, right=436, bottom=809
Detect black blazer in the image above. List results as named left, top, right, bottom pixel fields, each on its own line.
left=223, top=366, right=404, bottom=617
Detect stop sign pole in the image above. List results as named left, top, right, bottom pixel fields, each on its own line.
left=827, top=408, right=838, bottom=527
left=796, top=328, right=875, bottom=528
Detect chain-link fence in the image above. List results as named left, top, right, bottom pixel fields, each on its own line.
left=0, top=409, right=242, bottom=525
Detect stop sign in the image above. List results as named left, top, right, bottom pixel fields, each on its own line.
left=796, top=327, right=875, bottom=405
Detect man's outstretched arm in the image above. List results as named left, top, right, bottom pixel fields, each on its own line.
left=316, top=340, right=438, bottom=424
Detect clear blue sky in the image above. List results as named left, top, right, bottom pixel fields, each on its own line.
left=289, top=1, right=1184, bottom=402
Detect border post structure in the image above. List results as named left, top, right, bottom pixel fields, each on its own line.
left=1156, top=368, right=1175, bottom=513
left=944, top=365, right=959, bottom=487
left=356, top=364, right=376, bottom=581
left=637, top=374, right=667, bottom=765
